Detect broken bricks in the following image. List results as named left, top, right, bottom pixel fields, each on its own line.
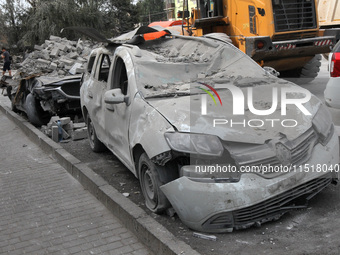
left=42, top=116, right=87, bottom=142
left=14, top=35, right=97, bottom=79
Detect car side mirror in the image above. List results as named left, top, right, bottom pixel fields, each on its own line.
left=104, top=89, right=129, bottom=105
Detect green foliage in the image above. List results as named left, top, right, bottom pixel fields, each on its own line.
left=0, top=0, right=26, bottom=50
left=136, top=0, right=167, bottom=25
left=0, top=0, right=139, bottom=51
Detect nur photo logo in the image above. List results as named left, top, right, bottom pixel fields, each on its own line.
left=198, top=82, right=223, bottom=115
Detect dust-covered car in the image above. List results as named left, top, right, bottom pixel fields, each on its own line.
left=5, top=75, right=82, bottom=126
left=80, top=28, right=339, bottom=233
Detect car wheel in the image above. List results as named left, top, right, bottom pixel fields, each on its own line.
left=25, top=93, right=49, bottom=126
left=138, top=152, right=171, bottom=213
left=87, top=115, right=106, bottom=152
left=280, top=55, right=322, bottom=84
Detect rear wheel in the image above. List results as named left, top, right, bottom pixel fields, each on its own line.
left=25, top=93, right=49, bottom=126
left=87, top=115, right=106, bottom=152
left=138, top=152, right=172, bottom=213
left=280, top=55, right=322, bottom=84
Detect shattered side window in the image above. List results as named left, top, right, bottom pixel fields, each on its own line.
left=112, top=58, right=128, bottom=95
left=87, top=55, right=96, bottom=74
left=98, top=54, right=111, bottom=82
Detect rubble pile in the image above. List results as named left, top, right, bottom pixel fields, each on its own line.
left=14, top=35, right=98, bottom=79
left=41, top=116, right=88, bottom=143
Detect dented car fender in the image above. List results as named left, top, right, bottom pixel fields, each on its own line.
left=128, top=94, right=175, bottom=170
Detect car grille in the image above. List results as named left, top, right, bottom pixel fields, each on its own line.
left=233, top=173, right=332, bottom=228
left=61, top=81, right=81, bottom=97
left=290, top=128, right=318, bottom=165
left=272, top=31, right=318, bottom=42
left=240, top=128, right=318, bottom=171
left=202, top=173, right=332, bottom=231
left=272, top=0, right=317, bottom=32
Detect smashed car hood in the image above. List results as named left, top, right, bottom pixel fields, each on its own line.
left=37, top=75, right=82, bottom=86
left=147, top=82, right=321, bottom=144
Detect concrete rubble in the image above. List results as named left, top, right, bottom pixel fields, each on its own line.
left=41, top=116, right=87, bottom=142
left=13, top=35, right=98, bottom=79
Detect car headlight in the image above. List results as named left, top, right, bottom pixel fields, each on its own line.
left=312, top=105, right=334, bottom=145
left=164, top=132, right=224, bottom=157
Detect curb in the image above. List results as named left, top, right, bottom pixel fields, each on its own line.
left=0, top=104, right=200, bottom=255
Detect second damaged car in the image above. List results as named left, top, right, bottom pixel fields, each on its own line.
left=80, top=27, right=339, bottom=233
left=6, top=75, right=82, bottom=126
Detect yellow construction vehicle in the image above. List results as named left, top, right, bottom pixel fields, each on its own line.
left=159, top=0, right=340, bottom=82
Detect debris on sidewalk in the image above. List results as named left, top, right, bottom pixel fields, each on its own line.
left=41, top=116, right=87, bottom=142
left=192, top=232, right=217, bottom=241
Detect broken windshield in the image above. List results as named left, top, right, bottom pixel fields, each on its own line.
left=134, top=37, right=268, bottom=98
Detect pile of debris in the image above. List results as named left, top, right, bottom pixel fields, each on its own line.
left=41, top=116, right=88, bottom=143
left=13, top=35, right=99, bottom=79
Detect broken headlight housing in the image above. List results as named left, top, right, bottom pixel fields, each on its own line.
left=164, top=132, right=224, bottom=157
left=312, top=105, right=334, bottom=146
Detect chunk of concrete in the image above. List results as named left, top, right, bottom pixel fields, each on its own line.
left=58, top=70, right=66, bottom=76
left=75, top=67, right=85, bottom=74
left=69, top=63, right=83, bottom=75
left=73, top=122, right=86, bottom=129
left=48, top=116, right=61, bottom=128
left=41, top=50, right=50, bottom=60
left=49, top=35, right=62, bottom=42
left=50, top=48, right=60, bottom=58
left=34, top=45, right=43, bottom=51
left=58, top=44, right=68, bottom=52
left=63, top=121, right=74, bottom=132
left=37, top=58, right=51, bottom=65
left=50, top=62, right=58, bottom=70
left=68, top=52, right=78, bottom=59
left=60, top=58, right=74, bottom=66
left=60, top=117, right=71, bottom=126
left=52, top=126, right=59, bottom=142
left=71, top=127, right=88, bottom=141
left=62, top=128, right=70, bottom=140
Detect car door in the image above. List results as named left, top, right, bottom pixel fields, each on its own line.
left=103, top=54, right=135, bottom=170
left=81, top=52, right=97, bottom=116
left=85, top=51, right=112, bottom=143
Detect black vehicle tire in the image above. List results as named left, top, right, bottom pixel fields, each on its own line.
left=87, top=115, right=106, bottom=152
left=138, top=152, right=172, bottom=213
left=280, top=55, right=322, bottom=85
left=25, top=93, right=49, bottom=126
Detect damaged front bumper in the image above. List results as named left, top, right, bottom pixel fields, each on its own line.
left=161, top=132, right=339, bottom=233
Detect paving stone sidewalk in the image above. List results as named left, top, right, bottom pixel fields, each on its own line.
left=0, top=110, right=152, bottom=255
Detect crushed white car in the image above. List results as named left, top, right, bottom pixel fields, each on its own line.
left=80, top=27, right=339, bottom=233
